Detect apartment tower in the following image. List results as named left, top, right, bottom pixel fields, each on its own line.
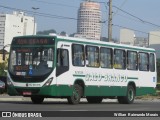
left=0, top=11, right=36, bottom=51
left=76, top=0, right=101, bottom=40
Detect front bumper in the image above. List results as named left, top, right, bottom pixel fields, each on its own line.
left=7, top=85, right=73, bottom=97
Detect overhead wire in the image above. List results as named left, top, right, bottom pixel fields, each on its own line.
left=29, top=0, right=79, bottom=8
left=113, top=24, right=160, bottom=38
left=0, top=5, right=78, bottom=20
left=1, top=1, right=160, bottom=38
left=112, top=5, right=160, bottom=28
left=29, top=0, right=108, bottom=13
left=113, top=0, right=128, bottom=16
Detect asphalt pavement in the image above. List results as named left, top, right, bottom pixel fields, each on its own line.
left=0, top=94, right=118, bottom=102
left=0, top=94, right=160, bottom=103
left=1, top=94, right=160, bottom=118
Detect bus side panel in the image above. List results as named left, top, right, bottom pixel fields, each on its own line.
left=136, top=71, right=157, bottom=96
left=84, top=86, right=127, bottom=96
left=83, top=68, right=128, bottom=97
left=39, top=85, right=73, bottom=96
left=136, top=87, right=156, bottom=96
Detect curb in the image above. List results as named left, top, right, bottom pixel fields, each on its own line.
left=0, top=96, right=118, bottom=102
left=0, top=98, right=68, bottom=102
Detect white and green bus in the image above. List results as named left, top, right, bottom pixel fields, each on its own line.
left=6, top=35, right=157, bottom=104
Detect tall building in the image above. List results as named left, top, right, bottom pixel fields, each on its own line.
left=0, top=11, right=36, bottom=51
left=76, top=0, right=101, bottom=40
left=149, top=31, right=160, bottom=58
left=120, top=29, right=135, bottom=45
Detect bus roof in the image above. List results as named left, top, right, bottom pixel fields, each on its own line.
left=56, top=35, right=155, bottom=52
left=13, top=35, right=155, bottom=52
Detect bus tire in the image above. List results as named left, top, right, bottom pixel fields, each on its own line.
left=117, top=96, right=124, bottom=104
left=31, top=96, right=44, bottom=104
left=67, top=84, right=82, bottom=104
left=86, top=97, right=103, bottom=103
left=118, top=85, right=135, bottom=104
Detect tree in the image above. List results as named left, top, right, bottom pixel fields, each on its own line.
left=69, top=33, right=76, bottom=37
left=37, top=29, right=56, bottom=35
left=60, top=31, right=67, bottom=36
left=0, top=62, right=7, bottom=76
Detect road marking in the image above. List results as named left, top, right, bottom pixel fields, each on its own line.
left=59, top=110, right=88, bottom=111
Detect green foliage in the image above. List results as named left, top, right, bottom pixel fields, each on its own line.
left=157, top=83, right=160, bottom=90
left=60, top=31, right=66, bottom=36
left=0, top=62, right=7, bottom=76
left=37, top=29, right=56, bottom=35
left=69, top=33, right=76, bottom=37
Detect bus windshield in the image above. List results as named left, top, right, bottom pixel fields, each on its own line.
left=9, top=37, right=55, bottom=77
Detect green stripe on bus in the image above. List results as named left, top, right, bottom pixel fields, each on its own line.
left=7, top=84, right=155, bottom=97
left=73, top=75, right=85, bottom=77
left=73, top=74, right=138, bottom=80
left=127, top=77, right=138, bottom=80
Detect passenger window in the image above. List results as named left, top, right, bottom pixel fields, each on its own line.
left=127, top=51, right=138, bottom=70
left=139, top=53, right=149, bottom=71
left=149, top=53, right=155, bottom=72
left=72, top=44, right=85, bottom=66
left=86, top=46, right=99, bottom=67
left=100, top=47, right=112, bottom=68
left=114, top=49, right=126, bottom=69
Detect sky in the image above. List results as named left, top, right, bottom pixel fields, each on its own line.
left=0, top=0, right=160, bottom=39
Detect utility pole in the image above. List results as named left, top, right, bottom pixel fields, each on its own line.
left=32, top=7, right=39, bottom=35
left=108, top=0, right=112, bottom=42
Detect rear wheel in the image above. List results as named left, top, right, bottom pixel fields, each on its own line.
left=67, top=84, right=82, bottom=104
left=86, top=97, right=103, bottom=103
left=126, top=85, right=135, bottom=104
left=118, top=85, right=135, bottom=104
left=31, top=96, right=44, bottom=104
left=117, top=96, right=124, bottom=104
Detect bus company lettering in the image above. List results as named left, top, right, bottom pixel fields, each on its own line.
left=75, top=71, right=83, bottom=75
left=85, top=73, right=128, bottom=82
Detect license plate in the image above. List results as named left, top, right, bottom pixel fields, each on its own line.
left=23, top=92, right=32, bottom=95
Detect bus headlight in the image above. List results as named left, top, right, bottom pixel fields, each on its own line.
left=43, top=77, right=53, bottom=86
left=7, top=77, right=13, bottom=86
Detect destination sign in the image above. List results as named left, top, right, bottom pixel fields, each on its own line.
left=12, top=37, right=54, bottom=45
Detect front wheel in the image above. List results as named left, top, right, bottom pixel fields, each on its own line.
left=67, top=84, right=82, bottom=104
left=31, top=96, right=44, bottom=104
